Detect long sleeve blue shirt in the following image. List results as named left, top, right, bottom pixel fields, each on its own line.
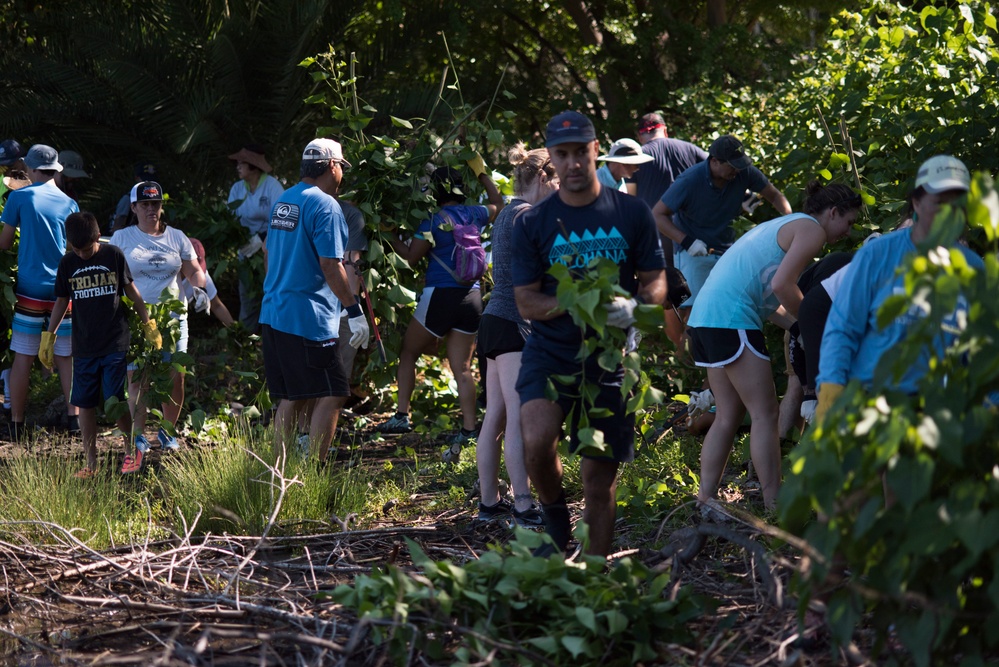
left=818, top=228, right=982, bottom=393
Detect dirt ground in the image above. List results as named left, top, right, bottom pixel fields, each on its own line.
left=0, top=398, right=889, bottom=666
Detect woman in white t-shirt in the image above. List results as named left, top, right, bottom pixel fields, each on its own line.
left=110, top=181, right=206, bottom=453
left=227, top=144, right=284, bottom=332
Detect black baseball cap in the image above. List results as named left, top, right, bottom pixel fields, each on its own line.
left=130, top=181, right=164, bottom=203
left=134, top=161, right=157, bottom=179
left=545, top=111, right=596, bottom=147
left=709, top=135, right=752, bottom=170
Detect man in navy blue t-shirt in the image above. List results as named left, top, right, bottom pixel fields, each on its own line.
left=652, top=135, right=791, bottom=316
left=511, top=111, right=666, bottom=557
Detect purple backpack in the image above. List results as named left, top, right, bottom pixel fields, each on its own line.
left=431, top=209, right=487, bottom=285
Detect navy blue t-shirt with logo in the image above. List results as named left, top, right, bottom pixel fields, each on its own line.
left=511, top=187, right=665, bottom=365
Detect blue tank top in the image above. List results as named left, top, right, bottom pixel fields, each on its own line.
left=688, top=213, right=817, bottom=330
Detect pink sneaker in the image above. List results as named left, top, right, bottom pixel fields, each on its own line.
left=121, top=450, right=144, bottom=474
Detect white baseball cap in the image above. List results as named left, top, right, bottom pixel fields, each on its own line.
left=302, top=139, right=351, bottom=169
left=915, top=155, right=970, bottom=194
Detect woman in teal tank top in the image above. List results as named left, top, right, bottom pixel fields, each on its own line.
left=687, top=182, right=862, bottom=512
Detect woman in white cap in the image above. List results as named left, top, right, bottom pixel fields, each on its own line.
left=110, top=181, right=207, bottom=453
left=227, top=144, right=284, bottom=332
left=816, top=155, right=984, bottom=420
left=596, top=138, right=653, bottom=192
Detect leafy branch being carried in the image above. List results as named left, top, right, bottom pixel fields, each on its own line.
left=547, top=256, right=665, bottom=456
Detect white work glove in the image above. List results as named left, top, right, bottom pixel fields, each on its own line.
left=347, top=309, right=370, bottom=350
left=687, top=389, right=714, bottom=415
left=191, top=286, right=211, bottom=315
left=800, top=399, right=817, bottom=424
left=238, top=233, right=264, bottom=260
left=742, top=191, right=763, bottom=214
left=686, top=239, right=709, bottom=257
left=604, top=296, right=639, bottom=329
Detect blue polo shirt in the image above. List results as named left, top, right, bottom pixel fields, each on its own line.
left=259, top=182, right=348, bottom=341
left=661, top=160, right=769, bottom=249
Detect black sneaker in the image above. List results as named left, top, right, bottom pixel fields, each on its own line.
left=476, top=497, right=513, bottom=523
left=512, top=502, right=545, bottom=528
left=531, top=538, right=567, bottom=558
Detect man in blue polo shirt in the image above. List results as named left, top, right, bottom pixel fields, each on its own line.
left=259, top=138, right=369, bottom=463
left=652, top=135, right=791, bottom=314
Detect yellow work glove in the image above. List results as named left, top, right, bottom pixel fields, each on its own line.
left=38, top=331, right=57, bottom=370
left=466, top=152, right=487, bottom=179
left=141, top=320, right=163, bottom=350
left=815, top=383, right=844, bottom=423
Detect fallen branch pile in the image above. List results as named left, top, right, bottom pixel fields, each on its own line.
left=0, top=517, right=478, bottom=666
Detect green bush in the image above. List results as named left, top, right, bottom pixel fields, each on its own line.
left=331, top=535, right=705, bottom=665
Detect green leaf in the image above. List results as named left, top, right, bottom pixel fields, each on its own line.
left=575, top=606, right=598, bottom=632
left=560, top=635, right=590, bottom=658
left=919, top=5, right=939, bottom=31
left=386, top=284, right=416, bottom=306
left=526, top=636, right=559, bottom=654
left=886, top=453, right=935, bottom=513
left=600, top=609, right=629, bottom=636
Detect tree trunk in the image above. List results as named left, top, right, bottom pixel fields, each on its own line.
left=707, top=0, right=726, bottom=27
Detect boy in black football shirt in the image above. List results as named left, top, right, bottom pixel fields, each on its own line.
left=41, top=212, right=162, bottom=476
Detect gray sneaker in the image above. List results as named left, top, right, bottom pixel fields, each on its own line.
left=375, top=413, right=412, bottom=434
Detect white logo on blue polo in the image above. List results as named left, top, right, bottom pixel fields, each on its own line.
left=271, top=203, right=299, bottom=231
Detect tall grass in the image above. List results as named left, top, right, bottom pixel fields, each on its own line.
left=0, top=420, right=376, bottom=549
left=159, top=427, right=370, bottom=536
left=0, top=452, right=167, bottom=548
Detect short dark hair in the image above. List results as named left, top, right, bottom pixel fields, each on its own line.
left=65, top=211, right=100, bottom=249
left=300, top=159, right=330, bottom=180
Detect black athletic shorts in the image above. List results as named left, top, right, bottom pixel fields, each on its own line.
left=262, top=325, right=350, bottom=401
left=688, top=327, right=769, bottom=368
left=414, top=286, right=482, bottom=337
left=516, top=347, right=635, bottom=463
left=477, top=313, right=530, bottom=359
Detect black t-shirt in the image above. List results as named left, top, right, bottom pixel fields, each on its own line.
left=797, top=251, right=854, bottom=294
left=54, top=243, right=134, bottom=358
left=511, top=187, right=666, bottom=364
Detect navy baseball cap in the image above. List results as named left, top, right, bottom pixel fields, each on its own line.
left=134, top=161, right=157, bottom=179
left=545, top=111, right=596, bottom=147
left=0, top=139, right=24, bottom=167
left=709, top=135, right=752, bottom=170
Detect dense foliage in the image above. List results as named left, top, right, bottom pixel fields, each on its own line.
left=781, top=174, right=999, bottom=665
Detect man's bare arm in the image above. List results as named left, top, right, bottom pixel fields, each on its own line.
left=320, top=256, right=359, bottom=308
left=761, top=183, right=792, bottom=216
left=515, top=282, right=563, bottom=322
left=651, top=201, right=686, bottom=244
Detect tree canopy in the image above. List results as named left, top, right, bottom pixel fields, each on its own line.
left=0, top=0, right=854, bottom=217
